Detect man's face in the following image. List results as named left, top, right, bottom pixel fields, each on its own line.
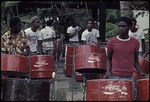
left=32, top=19, right=41, bottom=29
left=118, top=21, right=130, bottom=36
left=72, top=20, right=77, bottom=27
left=12, top=22, right=21, bottom=34
left=40, top=20, right=45, bottom=28
left=131, top=21, right=136, bottom=30
left=87, top=21, right=94, bottom=29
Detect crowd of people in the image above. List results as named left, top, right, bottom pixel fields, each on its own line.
left=1, top=15, right=149, bottom=101
left=1, top=16, right=148, bottom=57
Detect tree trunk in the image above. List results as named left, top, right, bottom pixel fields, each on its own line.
left=120, top=1, right=130, bottom=17
left=7, top=10, right=11, bottom=26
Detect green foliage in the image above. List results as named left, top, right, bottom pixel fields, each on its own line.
left=105, top=9, right=120, bottom=41
left=105, top=22, right=118, bottom=41
left=106, top=9, right=120, bottom=23
left=1, top=1, right=21, bottom=34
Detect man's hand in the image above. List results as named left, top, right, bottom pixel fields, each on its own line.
left=103, top=72, right=111, bottom=79
left=140, top=72, right=148, bottom=79
left=96, top=41, right=101, bottom=47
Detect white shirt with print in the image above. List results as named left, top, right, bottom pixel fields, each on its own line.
left=41, top=26, right=56, bottom=50
left=67, top=26, right=81, bottom=42
left=81, top=28, right=99, bottom=45
left=25, top=28, right=42, bottom=52
left=129, top=29, right=145, bottom=52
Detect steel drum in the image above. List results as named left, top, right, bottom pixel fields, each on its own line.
left=132, top=56, right=149, bottom=79
left=136, top=79, right=149, bottom=101
left=86, top=79, right=132, bottom=101
left=64, top=45, right=83, bottom=80
left=65, top=45, right=74, bottom=77
left=2, top=78, right=50, bottom=101
left=56, top=39, right=62, bottom=61
left=1, top=54, right=28, bottom=76
left=75, top=45, right=106, bottom=73
left=29, top=55, right=55, bottom=78
left=65, top=45, right=106, bottom=81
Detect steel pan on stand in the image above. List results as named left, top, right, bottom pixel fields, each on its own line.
left=28, top=54, right=56, bottom=100
left=65, top=45, right=74, bottom=77
left=65, top=45, right=107, bottom=100
left=41, top=38, right=58, bottom=100
left=65, top=45, right=86, bottom=81
left=65, top=44, right=84, bottom=100
left=74, top=45, right=107, bottom=100
left=56, top=39, right=62, bottom=61
left=1, top=54, right=29, bottom=101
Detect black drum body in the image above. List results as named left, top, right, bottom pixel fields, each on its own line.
left=3, top=78, right=50, bottom=101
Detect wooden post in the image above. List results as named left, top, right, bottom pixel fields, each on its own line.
left=99, top=1, right=106, bottom=42
left=92, top=8, right=98, bottom=21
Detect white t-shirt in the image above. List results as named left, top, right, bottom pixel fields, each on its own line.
left=25, top=28, right=42, bottom=52
left=128, top=29, right=145, bottom=52
left=67, top=26, right=81, bottom=42
left=81, top=28, right=99, bottom=45
left=41, top=26, right=56, bottom=50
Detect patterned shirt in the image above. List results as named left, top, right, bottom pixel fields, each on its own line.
left=1, top=30, right=30, bottom=55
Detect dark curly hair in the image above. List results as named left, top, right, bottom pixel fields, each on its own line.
left=87, top=18, right=95, bottom=24
left=118, top=16, right=132, bottom=27
left=9, top=16, right=21, bottom=28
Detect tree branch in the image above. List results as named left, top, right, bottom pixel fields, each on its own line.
left=85, top=1, right=89, bottom=16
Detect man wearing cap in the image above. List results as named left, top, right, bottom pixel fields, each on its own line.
left=25, top=16, right=42, bottom=55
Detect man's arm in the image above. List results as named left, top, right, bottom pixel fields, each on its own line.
left=142, top=49, right=149, bottom=58
left=67, top=29, right=78, bottom=38
left=1, top=51, right=7, bottom=54
left=81, top=31, right=86, bottom=45
left=134, top=51, right=147, bottom=78
left=19, top=46, right=30, bottom=56
left=96, top=37, right=103, bottom=47
left=141, top=39, right=146, bottom=55
left=103, top=50, right=113, bottom=79
left=80, top=40, right=86, bottom=45
left=37, top=40, right=42, bottom=55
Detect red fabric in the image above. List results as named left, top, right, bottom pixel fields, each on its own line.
left=107, top=36, right=140, bottom=77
